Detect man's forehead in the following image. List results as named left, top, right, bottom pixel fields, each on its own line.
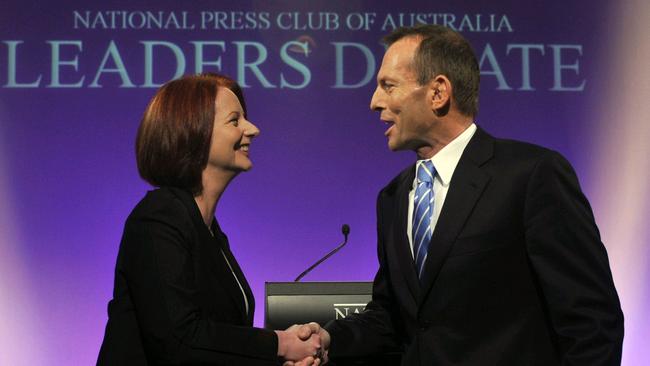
left=378, top=37, right=420, bottom=78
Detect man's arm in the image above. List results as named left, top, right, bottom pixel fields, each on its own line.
left=524, top=151, right=624, bottom=365
left=323, top=192, right=402, bottom=358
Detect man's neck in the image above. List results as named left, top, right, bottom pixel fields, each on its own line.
left=416, top=116, right=473, bottom=159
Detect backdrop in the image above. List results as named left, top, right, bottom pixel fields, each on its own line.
left=1, top=1, right=648, bottom=365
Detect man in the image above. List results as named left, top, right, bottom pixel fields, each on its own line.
left=312, top=24, right=623, bottom=365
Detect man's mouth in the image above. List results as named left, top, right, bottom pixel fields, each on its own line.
left=383, top=121, right=395, bottom=136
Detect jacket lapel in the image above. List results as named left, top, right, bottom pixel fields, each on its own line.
left=215, top=228, right=256, bottom=326
left=418, top=128, right=494, bottom=306
left=391, top=165, right=421, bottom=302
left=206, top=229, right=251, bottom=325
left=168, top=187, right=250, bottom=324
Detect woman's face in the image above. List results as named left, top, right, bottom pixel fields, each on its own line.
left=207, top=87, right=260, bottom=174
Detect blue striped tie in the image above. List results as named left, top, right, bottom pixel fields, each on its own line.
left=413, top=160, right=435, bottom=278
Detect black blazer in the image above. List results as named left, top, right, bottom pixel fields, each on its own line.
left=98, top=187, right=279, bottom=365
left=326, top=127, right=624, bottom=365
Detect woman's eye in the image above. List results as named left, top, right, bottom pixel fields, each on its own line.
left=230, top=119, right=239, bottom=126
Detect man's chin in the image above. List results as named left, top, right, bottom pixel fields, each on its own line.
left=387, top=140, right=405, bottom=151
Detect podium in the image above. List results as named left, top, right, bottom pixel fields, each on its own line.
left=265, top=281, right=401, bottom=365
left=264, top=281, right=372, bottom=330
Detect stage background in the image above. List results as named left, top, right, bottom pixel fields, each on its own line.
left=1, top=0, right=648, bottom=364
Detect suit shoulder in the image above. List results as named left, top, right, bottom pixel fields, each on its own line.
left=379, top=164, right=413, bottom=198
left=125, top=187, right=193, bottom=230
left=490, top=135, right=570, bottom=167
left=479, top=133, right=579, bottom=184
left=493, top=136, right=551, bottom=157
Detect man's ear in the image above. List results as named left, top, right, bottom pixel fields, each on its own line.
left=428, top=75, right=451, bottom=116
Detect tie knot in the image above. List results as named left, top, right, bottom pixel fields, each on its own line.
left=417, top=160, right=435, bottom=184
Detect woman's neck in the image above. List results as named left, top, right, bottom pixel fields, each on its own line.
left=194, top=168, right=236, bottom=226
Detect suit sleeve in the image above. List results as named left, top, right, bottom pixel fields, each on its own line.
left=524, top=151, right=624, bottom=365
left=119, top=209, right=279, bottom=365
left=325, top=192, right=402, bottom=358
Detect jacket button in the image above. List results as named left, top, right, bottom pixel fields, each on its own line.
left=419, top=320, right=431, bottom=331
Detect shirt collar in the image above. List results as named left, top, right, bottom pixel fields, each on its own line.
left=416, top=123, right=477, bottom=187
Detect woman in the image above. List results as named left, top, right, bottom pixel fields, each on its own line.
left=98, top=73, right=321, bottom=365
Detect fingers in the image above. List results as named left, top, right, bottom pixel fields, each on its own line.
left=292, top=356, right=316, bottom=366
left=320, top=350, right=329, bottom=365
left=319, top=328, right=331, bottom=349
left=317, top=328, right=330, bottom=365
left=280, top=322, right=329, bottom=363
left=306, top=322, right=321, bottom=333
left=295, top=322, right=323, bottom=341
left=297, top=324, right=312, bottom=340
left=281, top=330, right=321, bottom=360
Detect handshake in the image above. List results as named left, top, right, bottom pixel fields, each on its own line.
left=274, top=322, right=331, bottom=366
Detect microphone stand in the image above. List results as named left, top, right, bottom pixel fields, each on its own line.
left=294, top=224, right=350, bottom=282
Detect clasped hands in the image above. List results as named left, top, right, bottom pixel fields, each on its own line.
left=275, top=322, right=330, bottom=366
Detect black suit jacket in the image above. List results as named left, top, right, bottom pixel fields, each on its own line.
left=98, top=187, right=279, bottom=365
left=326, top=127, right=623, bottom=365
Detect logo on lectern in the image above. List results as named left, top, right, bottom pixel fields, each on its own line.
left=333, top=303, right=368, bottom=319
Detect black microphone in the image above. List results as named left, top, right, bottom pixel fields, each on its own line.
left=294, top=224, right=350, bottom=282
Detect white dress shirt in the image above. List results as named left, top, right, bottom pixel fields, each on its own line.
left=407, top=123, right=477, bottom=258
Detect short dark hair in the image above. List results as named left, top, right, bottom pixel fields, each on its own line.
left=135, top=73, right=247, bottom=195
left=383, top=24, right=479, bottom=117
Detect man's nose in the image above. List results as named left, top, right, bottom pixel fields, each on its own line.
left=370, top=87, right=383, bottom=111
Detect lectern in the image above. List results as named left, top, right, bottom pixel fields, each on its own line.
left=264, top=281, right=372, bottom=330
left=265, top=281, right=401, bottom=365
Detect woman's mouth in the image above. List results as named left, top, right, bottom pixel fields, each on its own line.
left=237, top=143, right=250, bottom=154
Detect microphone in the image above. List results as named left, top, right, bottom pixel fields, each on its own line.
left=294, top=224, right=350, bottom=282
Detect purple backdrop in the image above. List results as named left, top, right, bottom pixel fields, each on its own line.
left=1, top=1, right=648, bottom=365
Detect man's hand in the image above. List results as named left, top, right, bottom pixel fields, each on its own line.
left=275, top=323, right=322, bottom=364
left=282, top=323, right=331, bottom=366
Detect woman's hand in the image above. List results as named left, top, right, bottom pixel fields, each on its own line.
left=275, top=323, right=322, bottom=363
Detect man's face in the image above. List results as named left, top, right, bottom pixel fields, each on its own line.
left=370, top=37, right=434, bottom=152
